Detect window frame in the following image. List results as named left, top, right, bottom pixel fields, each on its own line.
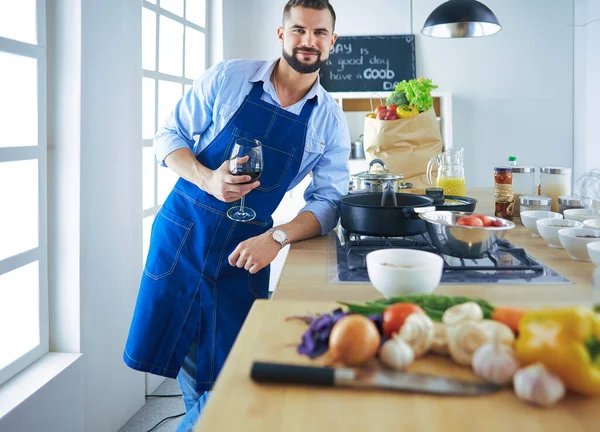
left=0, top=0, right=49, bottom=387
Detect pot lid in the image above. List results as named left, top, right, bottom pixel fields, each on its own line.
left=353, top=159, right=404, bottom=181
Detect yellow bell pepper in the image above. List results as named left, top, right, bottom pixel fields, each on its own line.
left=515, top=307, right=600, bottom=396
left=396, top=105, right=419, bottom=119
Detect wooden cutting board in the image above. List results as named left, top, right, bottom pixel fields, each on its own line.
left=195, top=300, right=599, bottom=432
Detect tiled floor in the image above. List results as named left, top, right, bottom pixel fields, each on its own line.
left=118, top=379, right=185, bottom=432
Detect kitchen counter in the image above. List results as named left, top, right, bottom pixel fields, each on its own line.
left=194, top=188, right=599, bottom=431
left=273, top=187, right=597, bottom=308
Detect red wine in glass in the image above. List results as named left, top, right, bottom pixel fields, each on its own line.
left=227, top=138, right=263, bottom=222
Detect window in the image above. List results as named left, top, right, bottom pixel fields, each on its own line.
left=142, top=0, right=207, bottom=266
left=0, top=0, right=48, bottom=386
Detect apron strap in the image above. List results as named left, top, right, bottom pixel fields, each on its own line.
left=298, top=96, right=317, bottom=122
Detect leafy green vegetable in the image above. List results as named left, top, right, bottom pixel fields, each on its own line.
left=386, top=78, right=438, bottom=113
left=586, top=336, right=600, bottom=363
left=339, top=294, right=496, bottom=321
left=386, top=91, right=408, bottom=107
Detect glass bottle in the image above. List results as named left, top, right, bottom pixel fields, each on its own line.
left=494, top=167, right=514, bottom=220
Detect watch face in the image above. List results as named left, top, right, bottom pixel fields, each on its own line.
left=273, top=230, right=286, bottom=243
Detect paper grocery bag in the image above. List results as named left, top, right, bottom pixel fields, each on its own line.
left=363, top=108, right=443, bottom=191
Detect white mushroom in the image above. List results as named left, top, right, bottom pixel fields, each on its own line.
left=379, top=338, right=414, bottom=370
left=442, top=302, right=484, bottom=326
left=396, top=313, right=434, bottom=358
left=430, top=321, right=449, bottom=355
left=447, top=321, right=489, bottom=366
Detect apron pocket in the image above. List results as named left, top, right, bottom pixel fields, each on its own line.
left=144, top=207, right=194, bottom=280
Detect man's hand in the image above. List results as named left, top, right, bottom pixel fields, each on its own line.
left=199, top=156, right=260, bottom=203
left=228, top=231, right=281, bottom=274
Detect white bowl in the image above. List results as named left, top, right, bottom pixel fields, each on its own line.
left=366, top=249, right=444, bottom=298
left=588, top=242, right=600, bottom=267
left=520, top=211, right=563, bottom=237
left=583, top=218, right=600, bottom=230
left=558, top=228, right=600, bottom=261
left=563, top=208, right=599, bottom=223
left=536, top=218, right=584, bottom=248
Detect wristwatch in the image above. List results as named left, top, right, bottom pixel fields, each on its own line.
left=269, top=228, right=289, bottom=248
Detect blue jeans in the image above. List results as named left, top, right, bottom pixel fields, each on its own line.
left=176, top=337, right=211, bottom=432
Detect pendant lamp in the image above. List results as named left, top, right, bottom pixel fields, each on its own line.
left=421, top=0, right=501, bottom=38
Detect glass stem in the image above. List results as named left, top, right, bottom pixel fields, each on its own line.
left=239, top=195, right=246, bottom=215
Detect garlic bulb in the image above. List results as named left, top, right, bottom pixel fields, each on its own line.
left=472, top=333, right=519, bottom=385
left=442, top=302, right=484, bottom=326
left=513, top=363, right=566, bottom=408
left=447, top=321, right=489, bottom=366
left=379, top=338, right=414, bottom=370
left=479, top=320, right=515, bottom=347
left=430, top=322, right=449, bottom=355
left=396, top=313, right=434, bottom=357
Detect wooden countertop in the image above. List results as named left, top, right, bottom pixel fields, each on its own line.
left=195, top=300, right=599, bottom=432
left=194, top=188, right=599, bottom=431
left=273, top=187, right=597, bottom=308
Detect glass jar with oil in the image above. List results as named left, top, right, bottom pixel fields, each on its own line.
left=427, top=147, right=467, bottom=196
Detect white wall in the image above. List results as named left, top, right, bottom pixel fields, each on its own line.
left=223, top=0, right=575, bottom=186
left=574, top=0, right=600, bottom=183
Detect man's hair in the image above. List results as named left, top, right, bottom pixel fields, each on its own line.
left=282, top=0, right=336, bottom=31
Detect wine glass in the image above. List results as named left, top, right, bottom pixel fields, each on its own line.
left=226, top=138, right=263, bottom=222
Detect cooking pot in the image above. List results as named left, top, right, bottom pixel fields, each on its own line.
left=340, top=193, right=435, bottom=237
left=351, top=159, right=412, bottom=193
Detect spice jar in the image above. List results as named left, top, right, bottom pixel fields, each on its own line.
left=511, top=166, right=536, bottom=217
left=540, top=167, right=572, bottom=212
left=519, top=195, right=552, bottom=214
left=558, top=195, right=592, bottom=214
left=494, top=167, right=514, bottom=220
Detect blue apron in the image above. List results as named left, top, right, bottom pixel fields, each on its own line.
left=124, top=82, right=317, bottom=391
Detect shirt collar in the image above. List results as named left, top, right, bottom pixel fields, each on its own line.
left=250, top=58, right=322, bottom=105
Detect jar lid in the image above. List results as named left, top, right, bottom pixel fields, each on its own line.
left=494, top=166, right=512, bottom=172
left=558, top=195, right=592, bottom=206
left=511, top=166, right=535, bottom=174
left=541, top=166, right=572, bottom=175
left=520, top=195, right=552, bottom=205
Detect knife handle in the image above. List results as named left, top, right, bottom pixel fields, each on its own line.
left=251, top=362, right=335, bottom=387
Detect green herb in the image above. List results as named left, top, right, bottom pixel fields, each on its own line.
left=339, top=294, right=496, bottom=321
left=387, top=78, right=438, bottom=113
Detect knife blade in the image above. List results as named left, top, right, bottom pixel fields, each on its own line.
left=250, top=361, right=501, bottom=396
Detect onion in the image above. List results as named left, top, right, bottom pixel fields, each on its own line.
left=327, top=315, right=381, bottom=366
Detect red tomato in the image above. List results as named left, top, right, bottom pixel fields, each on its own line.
left=376, top=109, right=389, bottom=120
left=375, top=105, right=386, bottom=113
left=491, top=219, right=504, bottom=227
left=382, top=303, right=425, bottom=337
left=387, top=104, right=398, bottom=112
left=456, top=216, right=484, bottom=227
left=471, top=214, right=492, bottom=227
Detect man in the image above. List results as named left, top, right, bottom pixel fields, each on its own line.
left=124, top=1, right=349, bottom=430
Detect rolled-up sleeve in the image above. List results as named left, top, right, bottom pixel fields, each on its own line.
left=153, top=62, right=225, bottom=166
left=300, top=116, right=351, bottom=235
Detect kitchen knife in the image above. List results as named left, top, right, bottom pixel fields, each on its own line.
left=251, top=361, right=501, bottom=396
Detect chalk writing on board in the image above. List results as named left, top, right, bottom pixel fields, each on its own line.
left=320, top=35, right=415, bottom=93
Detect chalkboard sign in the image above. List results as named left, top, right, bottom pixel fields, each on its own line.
left=319, top=35, right=416, bottom=93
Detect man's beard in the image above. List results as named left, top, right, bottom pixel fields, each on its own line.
left=282, top=46, right=326, bottom=74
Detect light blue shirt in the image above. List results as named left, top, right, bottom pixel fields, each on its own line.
left=154, top=58, right=351, bottom=235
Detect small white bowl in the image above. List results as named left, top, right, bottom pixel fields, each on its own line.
left=520, top=211, right=563, bottom=237
left=536, top=218, right=584, bottom=248
left=563, top=208, right=599, bottom=223
left=588, top=242, right=600, bottom=267
left=583, top=218, right=600, bottom=230
left=366, top=249, right=443, bottom=298
left=558, top=228, right=600, bottom=261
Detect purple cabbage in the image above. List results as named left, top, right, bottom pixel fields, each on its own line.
left=293, top=309, right=384, bottom=359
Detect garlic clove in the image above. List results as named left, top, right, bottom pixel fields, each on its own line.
left=442, top=302, right=484, bottom=326
left=379, top=338, right=414, bottom=370
left=513, top=363, right=566, bottom=408
left=472, top=342, right=519, bottom=385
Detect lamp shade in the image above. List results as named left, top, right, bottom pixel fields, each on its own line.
left=421, top=0, right=502, bottom=38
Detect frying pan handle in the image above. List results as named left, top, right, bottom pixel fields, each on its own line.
left=413, top=206, right=436, bottom=214
left=400, top=182, right=413, bottom=189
